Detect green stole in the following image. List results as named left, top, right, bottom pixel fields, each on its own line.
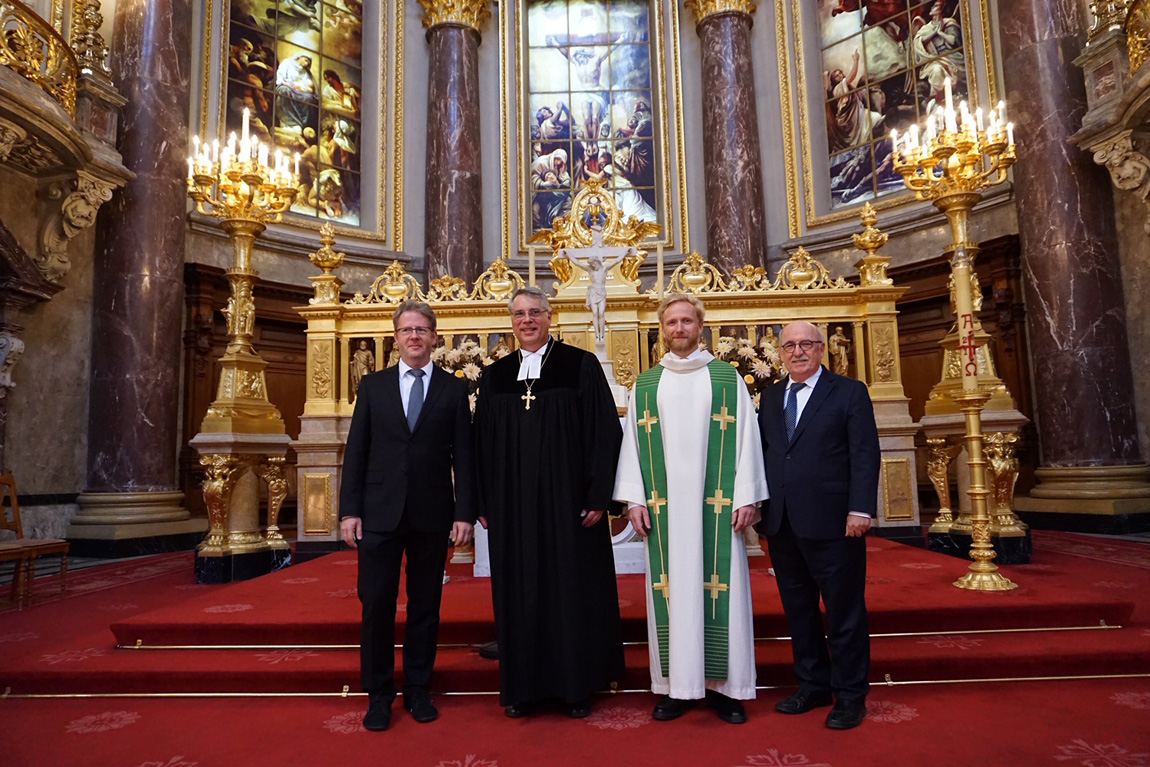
left=635, top=358, right=739, bottom=679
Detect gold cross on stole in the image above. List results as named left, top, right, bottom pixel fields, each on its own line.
left=647, top=489, right=667, bottom=516
left=521, top=389, right=536, bottom=410
left=704, top=573, right=729, bottom=601
left=653, top=573, right=670, bottom=600
left=712, top=406, right=736, bottom=431
left=706, top=488, right=732, bottom=516
left=637, top=409, right=659, bottom=434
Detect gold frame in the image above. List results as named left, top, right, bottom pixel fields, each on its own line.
left=777, top=0, right=997, bottom=235
left=203, top=0, right=400, bottom=244
left=509, top=0, right=688, bottom=253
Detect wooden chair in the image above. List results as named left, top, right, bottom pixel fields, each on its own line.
left=0, top=473, right=69, bottom=609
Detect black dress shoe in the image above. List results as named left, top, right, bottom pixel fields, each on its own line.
left=363, top=694, right=392, bottom=732
left=404, top=691, right=439, bottom=724
left=652, top=695, right=694, bottom=721
left=504, top=702, right=532, bottom=718
left=775, top=689, right=834, bottom=715
left=825, top=700, right=867, bottom=730
left=567, top=699, right=593, bottom=718
left=478, top=641, right=500, bottom=660
left=706, top=691, right=747, bottom=724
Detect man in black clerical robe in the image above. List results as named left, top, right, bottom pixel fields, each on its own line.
left=475, top=286, right=624, bottom=719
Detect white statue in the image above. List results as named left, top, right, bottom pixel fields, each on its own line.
left=560, top=226, right=634, bottom=345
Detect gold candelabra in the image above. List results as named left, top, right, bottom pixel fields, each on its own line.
left=891, top=79, right=1018, bottom=592
left=187, top=109, right=300, bottom=435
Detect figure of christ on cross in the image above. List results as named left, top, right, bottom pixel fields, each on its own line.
left=559, top=225, right=635, bottom=346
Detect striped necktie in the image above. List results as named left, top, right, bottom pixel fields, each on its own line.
left=785, top=382, right=806, bottom=442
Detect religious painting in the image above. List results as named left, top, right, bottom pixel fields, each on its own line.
left=524, top=0, right=662, bottom=236
left=816, top=0, right=967, bottom=208
left=227, top=0, right=365, bottom=226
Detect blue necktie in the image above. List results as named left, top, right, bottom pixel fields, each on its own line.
left=407, top=369, right=425, bottom=430
left=785, top=382, right=805, bottom=442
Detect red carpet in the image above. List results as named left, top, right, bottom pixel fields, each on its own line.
left=1, top=532, right=1148, bottom=697
left=4, top=679, right=1150, bottom=767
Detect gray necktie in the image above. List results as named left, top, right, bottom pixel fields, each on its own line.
left=407, top=369, right=425, bottom=430
left=785, top=382, right=806, bottom=442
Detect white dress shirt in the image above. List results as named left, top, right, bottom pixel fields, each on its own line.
left=398, top=359, right=435, bottom=413
left=517, top=338, right=552, bottom=381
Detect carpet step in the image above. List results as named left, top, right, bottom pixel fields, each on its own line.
left=7, top=625, right=1150, bottom=696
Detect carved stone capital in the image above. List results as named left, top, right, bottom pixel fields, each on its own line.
left=1092, top=130, right=1150, bottom=231
left=684, top=0, right=758, bottom=25
left=0, top=118, right=28, bottom=162
left=37, top=170, right=115, bottom=282
left=0, top=332, right=26, bottom=398
left=418, top=0, right=491, bottom=33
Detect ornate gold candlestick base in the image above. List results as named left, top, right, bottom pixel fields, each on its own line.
left=951, top=390, right=1017, bottom=591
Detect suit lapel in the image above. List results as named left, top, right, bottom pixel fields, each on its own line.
left=789, top=368, right=836, bottom=446
left=383, top=365, right=407, bottom=429
left=766, top=379, right=789, bottom=442
left=411, top=365, right=448, bottom=433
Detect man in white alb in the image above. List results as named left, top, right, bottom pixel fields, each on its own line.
left=614, top=293, right=769, bottom=724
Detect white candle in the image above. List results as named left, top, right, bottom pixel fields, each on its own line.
left=656, top=243, right=664, bottom=300
left=193, top=135, right=200, bottom=156
left=229, top=132, right=238, bottom=158
left=242, top=107, right=250, bottom=144
left=528, top=245, right=536, bottom=287
left=944, top=77, right=954, bottom=120
left=294, top=152, right=301, bottom=179
left=258, top=142, right=269, bottom=169
left=890, top=128, right=899, bottom=160
left=212, top=139, right=219, bottom=163
left=998, top=101, right=1006, bottom=126
left=1006, top=122, right=1015, bottom=147
left=975, top=107, right=984, bottom=132
left=909, top=124, right=919, bottom=151
left=188, top=157, right=194, bottom=180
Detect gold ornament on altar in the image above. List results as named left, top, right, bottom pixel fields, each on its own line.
left=891, top=78, right=1017, bottom=592
left=307, top=223, right=346, bottom=305
left=529, top=177, right=661, bottom=290
left=853, top=203, right=893, bottom=286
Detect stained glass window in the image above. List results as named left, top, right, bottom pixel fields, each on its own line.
left=816, top=0, right=968, bottom=208
left=226, top=0, right=364, bottom=226
left=524, top=0, right=660, bottom=237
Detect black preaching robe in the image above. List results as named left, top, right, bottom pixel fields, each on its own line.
left=475, top=338, right=625, bottom=706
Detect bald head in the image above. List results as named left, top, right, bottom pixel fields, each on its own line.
left=779, top=321, right=826, bottom=383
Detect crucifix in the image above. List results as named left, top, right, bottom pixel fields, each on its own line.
left=521, top=389, right=536, bottom=411
left=637, top=408, right=659, bottom=434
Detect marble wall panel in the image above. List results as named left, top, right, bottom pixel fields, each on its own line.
left=1111, top=188, right=1150, bottom=461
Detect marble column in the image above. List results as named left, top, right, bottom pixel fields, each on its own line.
left=999, top=0, right=1150, bottom=520
left=687, top=1, right=768, bottom=275
left=421, top=1, right=489, bottom=284
left=70, top=0, right=201, bottom=553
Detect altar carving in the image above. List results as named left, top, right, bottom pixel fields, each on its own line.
left=294, top=200, right=925, bottom=555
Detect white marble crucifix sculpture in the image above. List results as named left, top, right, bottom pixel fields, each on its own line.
left=559, top=225, right=636, bottom=350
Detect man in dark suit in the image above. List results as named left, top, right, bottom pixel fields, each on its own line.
left=339, top=300, right=476, bottom=732
left=756, top=320, right=880, bottom=731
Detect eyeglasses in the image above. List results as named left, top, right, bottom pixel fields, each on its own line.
left=396, top=326, right=433, bottom=337
left=780, top=340, right=822, bottom=354
left=511, top=309, right=548, bottom=320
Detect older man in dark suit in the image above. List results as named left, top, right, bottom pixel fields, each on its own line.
left=756, top=320, right=880, bottom=731
left=339, top=300, right=476, bottom=732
